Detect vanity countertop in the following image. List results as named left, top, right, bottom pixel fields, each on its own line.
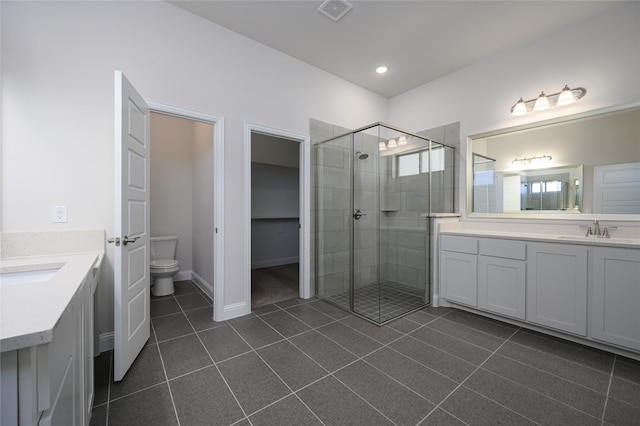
left=0, top=252, right=102, bottom=352
left=439, top=228, right=640, bottom=249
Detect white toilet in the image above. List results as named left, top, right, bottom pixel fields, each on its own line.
left=150, top=236, right=180, bottom=296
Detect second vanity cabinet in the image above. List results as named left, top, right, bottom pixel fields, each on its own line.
left=439, top=232, right=640, bottom=357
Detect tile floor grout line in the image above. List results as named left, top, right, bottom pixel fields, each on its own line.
left=150, top=319, right=182, bottom=426
left=418, top=326, right=529, bottom=425
left=178, top=285, right=252, bottom=426
left=601, top=354, right=617, bottom=424
left=491, top=348, right=612, bottom=396
left=105, top=349, right=112, bottom=425
left=504, top=336, right=616, bottom=376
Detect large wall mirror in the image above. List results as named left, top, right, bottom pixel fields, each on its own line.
left=468, top=103, right=640, bottom=217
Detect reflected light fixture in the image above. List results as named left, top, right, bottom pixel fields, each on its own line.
left=376, top=66, right=388, bottom=74
left=510, top=85, right=586, bottom=116
left=378, top=141, right=387, bottom=151
left=398, top=135, right=408, bottom=146
left=512, top=155, right=552, bottom=166
left=387, top=138, right=397, bottom=148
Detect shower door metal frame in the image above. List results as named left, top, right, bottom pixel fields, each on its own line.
left=314, top=122, right=457, bottom=325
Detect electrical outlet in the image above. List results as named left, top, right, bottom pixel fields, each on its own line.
left=52, top=205, right=68, bottom=223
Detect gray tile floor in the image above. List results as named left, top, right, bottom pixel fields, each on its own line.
left=91, top=280, right=640, bottom=425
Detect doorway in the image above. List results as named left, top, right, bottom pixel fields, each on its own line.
left=244, top=123, right=311, bottom=312
left=147, top=102, right=225, bottom=320
left=250, top=134, right=300, bottom=307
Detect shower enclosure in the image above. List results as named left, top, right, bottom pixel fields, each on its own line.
left=314, top=123, right=456, bottom=324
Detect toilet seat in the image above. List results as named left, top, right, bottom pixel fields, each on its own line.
left=151, top=259, right=179, bottom=269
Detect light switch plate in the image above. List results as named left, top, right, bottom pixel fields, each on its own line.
left=52, top=205, right=68, bottom=223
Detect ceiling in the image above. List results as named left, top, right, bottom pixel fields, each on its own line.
left=168, top=1, right=619, bottom=98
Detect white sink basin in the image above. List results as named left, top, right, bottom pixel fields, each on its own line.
left=0, top=268, right=60, bottom=286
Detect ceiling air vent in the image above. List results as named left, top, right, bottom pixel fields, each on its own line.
left=317, top=0, right=353, bottom=22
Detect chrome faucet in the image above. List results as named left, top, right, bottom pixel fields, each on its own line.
left=593, top=220, right=601, bottom=236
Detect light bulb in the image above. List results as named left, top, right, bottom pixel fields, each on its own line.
left=511, top=97, right=527, bottom=116
left=557, top=85, right=576, bottom=106
left=378, top=141, right=387, bottom=151
left=533, top=92, right=550, bottom=111
left=387, top=138, right=397, bottom=148
left=376, top=66, right=388, bottom=74
left=398, top=135, right=408, bottom=145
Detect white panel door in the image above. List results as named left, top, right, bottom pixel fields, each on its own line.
left=113, top=71, right=150, bottom=381
left=593, top=162, right=640, bottom=214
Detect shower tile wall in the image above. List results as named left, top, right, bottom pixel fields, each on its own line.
left=311, top=119, right=352, bottom=300
left=380, top=123, right=459, bottom=293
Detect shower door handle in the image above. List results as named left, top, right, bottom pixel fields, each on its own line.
left=353, top=209, right=367, bottom=220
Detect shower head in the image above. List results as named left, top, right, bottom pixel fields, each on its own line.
left=355, top=151, right=369, bottom=160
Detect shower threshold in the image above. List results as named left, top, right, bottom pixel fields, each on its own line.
left=321, top=281, right=429, bottom=325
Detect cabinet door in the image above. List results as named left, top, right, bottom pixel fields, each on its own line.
left=440, top=250, right=477, bottom=307
left=527, top=243, right=588, bottom=336
left=478, top=256, right=526, bottom=320
left=592, top=247, right=640, bottom=351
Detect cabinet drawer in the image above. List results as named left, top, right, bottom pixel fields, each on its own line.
left=479, top=238, right=526, bottom=260
left=441, top=235, right=478, bottom=254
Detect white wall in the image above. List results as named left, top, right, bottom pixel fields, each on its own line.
left=192, top=121, right=214, bottom=288
left=389, top=2, right=640, bottom=218
left=1, top=1, right=388, bottom=336
left=150, top=113, right=194, bottom=272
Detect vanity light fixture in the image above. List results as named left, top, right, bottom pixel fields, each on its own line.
left=387, top=138, right=397, bottom=148
left=512, top=155, right=552, bottom=166
left=510, top=85, right=586, bottom=116
left=398, top=135, right=408, bottom=146
left=533, top=92, right=550, bottom=111
left=378, top=141, right=387, bottom=151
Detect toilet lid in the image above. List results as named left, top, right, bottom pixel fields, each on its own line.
left=151, top=259, right=179, bottom=268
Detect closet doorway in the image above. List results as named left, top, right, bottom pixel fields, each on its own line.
left=245, top=124, right=310, bottom=310
left=251, top=133, right=299, bottom=307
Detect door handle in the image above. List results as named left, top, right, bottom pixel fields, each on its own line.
left=353, top=209, right=367, bottom=220
left=123, top=236, right=140, bottom=246
left=107, top=237, right=121, bottom=246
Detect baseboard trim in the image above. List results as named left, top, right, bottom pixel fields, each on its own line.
left=191, top=271, right=213, bottom=299
left=251, top=257, right=299, bottom=269
left=222, top=302, right=249, bottom=321
left=174, top=270, right=192, bottom=282
left=98, top=331, right=114, bottom=354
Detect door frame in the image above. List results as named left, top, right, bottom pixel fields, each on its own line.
left=244, top=122, right=311, bottom=313
left=147, top=100, right=226, bottom=321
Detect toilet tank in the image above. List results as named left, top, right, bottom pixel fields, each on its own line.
left=150, top=236, right=178, bottom=261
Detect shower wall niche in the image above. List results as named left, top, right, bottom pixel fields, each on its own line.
left=312, top=121, right=456, bottom=324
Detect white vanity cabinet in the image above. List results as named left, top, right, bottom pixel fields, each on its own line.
left=591, top=247, right=640, bottom=351
left=526, top=243, right=588, bottom=336
left=440, top=235, right=478, bottom=307
left=1, top=262, right=98, bottom=426
left=478, top=239, right=526, bottom=320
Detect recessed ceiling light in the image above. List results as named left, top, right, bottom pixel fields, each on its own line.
left=376, top=66, right=388, bottom=74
